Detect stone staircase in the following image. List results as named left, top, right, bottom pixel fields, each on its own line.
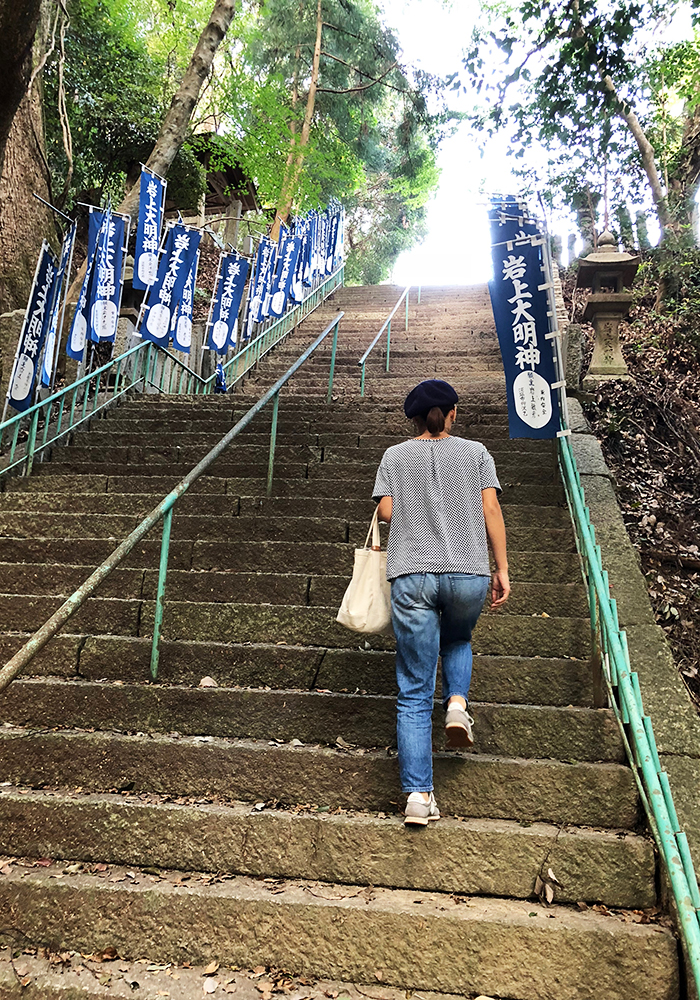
left=0, top=285, right=680, bottom=999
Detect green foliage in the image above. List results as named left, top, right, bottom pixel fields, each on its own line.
left=633, top=247, right=700, bottom=350
left=463, top=1, right=699, bottom=239
left=43, top=0, right=207, bottom=208
left=41, top=0, right=446, bottom=280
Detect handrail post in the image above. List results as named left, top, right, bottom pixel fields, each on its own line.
left=24, top=409, right=40, bottom=477
left=386, top=320, right=391, bottom=373
left=405, top=289, right=409, bottom=331
left=326, top=319, right=339, bottom=404
left=266, top=390, right=280, bottom=496
left=360, top=361, right=366, bottom=397
left=150, top=507, right=173, bottom=680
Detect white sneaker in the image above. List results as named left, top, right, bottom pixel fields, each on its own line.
left=404, top=791, right=440, bottom=826
left=445, top=704, right=474, bottom=748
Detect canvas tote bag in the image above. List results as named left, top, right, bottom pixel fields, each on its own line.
left=336, top=508, right=392, bottom=634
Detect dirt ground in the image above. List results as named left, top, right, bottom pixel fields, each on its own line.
left=563, top=264, right=700, bottom=706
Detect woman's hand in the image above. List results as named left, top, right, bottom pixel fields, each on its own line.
left=491, top=569, right=510, bottom=608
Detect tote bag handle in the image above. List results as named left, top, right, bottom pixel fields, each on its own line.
left=364, top=508, right=382, bottom=551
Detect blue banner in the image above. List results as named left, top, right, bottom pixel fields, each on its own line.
left=41, top=223, right=76, bottom=387
left=89, top=211, right=128, bottom=344
left=270, top=235, right=300, bottom=317
left=67, top=208, right=112, bottom=360
left=133, top=168, right=166, bottom=290
left=206, top=253, right=250, bottom=353
left=141, top=223, right=201, bottom=346
left=248, top=238, right=274, bottom=328
left=172, top=249, right=199, bottom=354
left=487, top=196, right=559, bottom=439
left=8, top=242, right=58, bottom=412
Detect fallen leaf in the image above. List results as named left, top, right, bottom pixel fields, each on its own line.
left=374, top=972, right=383, bottom=982
left=204, top=980, right=219, bottom=994
left=252, top=968, right=266, bottom=977
left=204, top=962, right=220, bottom=976
left=290, top=739, right=303, bottom=747
left=35, top=858, right=52, bottom=867
left=199, top=676, right=217, bottom=688
left=547, top=867, right=561, bottom=887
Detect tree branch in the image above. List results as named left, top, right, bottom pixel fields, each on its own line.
left=316, top=58, right=398, bottom=94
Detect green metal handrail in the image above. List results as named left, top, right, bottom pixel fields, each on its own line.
left=558, top=433, right=700, bottom=989
left=0, top=265, right=344, bottom=480
left=0, top=312, right=343, bottom=693
left=358, top=284, right=418, bottom=396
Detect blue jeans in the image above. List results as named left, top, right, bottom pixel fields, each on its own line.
left=391, top=572, right=489, bottom=793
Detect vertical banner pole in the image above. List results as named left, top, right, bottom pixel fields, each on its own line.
left=386, top=320, right=391, bottom=372
left=266, top=390, right=280, bottom=497
left=405, top=290, right=409, bottom=331
left=538, top=203, right=571, bottom=432
left=150, top=507, right=173, bottom=681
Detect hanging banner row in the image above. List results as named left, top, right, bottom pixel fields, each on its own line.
left=5, top=164, right=345, bottom=416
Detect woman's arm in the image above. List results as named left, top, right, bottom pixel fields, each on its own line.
left=482, top=487, right=510, bottom=607
left=377, top=496, right=393, bottom=524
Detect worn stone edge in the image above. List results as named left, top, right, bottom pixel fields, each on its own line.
left=567, top=398, right=700, bottom=869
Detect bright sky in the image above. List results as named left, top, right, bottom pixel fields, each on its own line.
left=378, top=0, right=694, bottom=286
left=379, top=0, right=514, bottom=285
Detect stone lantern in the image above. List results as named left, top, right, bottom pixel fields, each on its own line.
left=575, top=230, right=640, bottom=387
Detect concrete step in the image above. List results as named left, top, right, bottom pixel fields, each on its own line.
left=0, top=632, right=595, bottom=706
left=0, top=728, right=638, bottom=827
left=0, top=787, right=655, bottom=907
left=0, top=679, right=620, bottom=762
left=0, top=865, right=678, bottom=1000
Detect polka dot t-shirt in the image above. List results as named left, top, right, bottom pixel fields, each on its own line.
left=372, top=436, right=501, bottom=580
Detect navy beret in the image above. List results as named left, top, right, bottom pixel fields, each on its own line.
left=404, top=379, right=459, bottom=419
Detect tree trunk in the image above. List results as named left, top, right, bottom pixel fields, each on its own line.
left=271, top=0, right=323, bottom=240
left=0, top=1, right=54, bottom=315
left=599, top=71, right=672, bottom=238
left=668, top=102, right=700, bottom=240
left=0, top=0, right=43, bottom=182
left=59, top=0, right=237, bottom=363
left=117, top=0, right=237, bottom=219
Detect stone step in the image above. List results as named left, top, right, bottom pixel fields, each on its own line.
left=0, top=491, right=571, bottom=527
left=0, top=511, right=574, bottom=554
left=0, top=865, right=677, bottom=1000
left=36, top=458, right=559, bottom=485
left=0, top=728, right=637, bottom=827
left=0, top=595, right=589, bottom=657
left=4, top=473, right=565, bottom=505
left=0, top=633, right=595, bottom=706
left=0, top=539, right=580, bottom=584
left=0, top=787, right=655, bottom=908
left=0, top=563, right=587, bottom=616
left=78, top=428, right=549, bottom=453
left=0, top=679, right=619, bottom=762
left=45, top=442, right=557, bottom=472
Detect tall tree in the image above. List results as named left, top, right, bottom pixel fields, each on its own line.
left=0, top=0, right=55, bottom=313
left=463, top=0, right=694, bottom=240
left=243, top=0, right=442, bottom=241
left=0, top=0, right=44, bottom=181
